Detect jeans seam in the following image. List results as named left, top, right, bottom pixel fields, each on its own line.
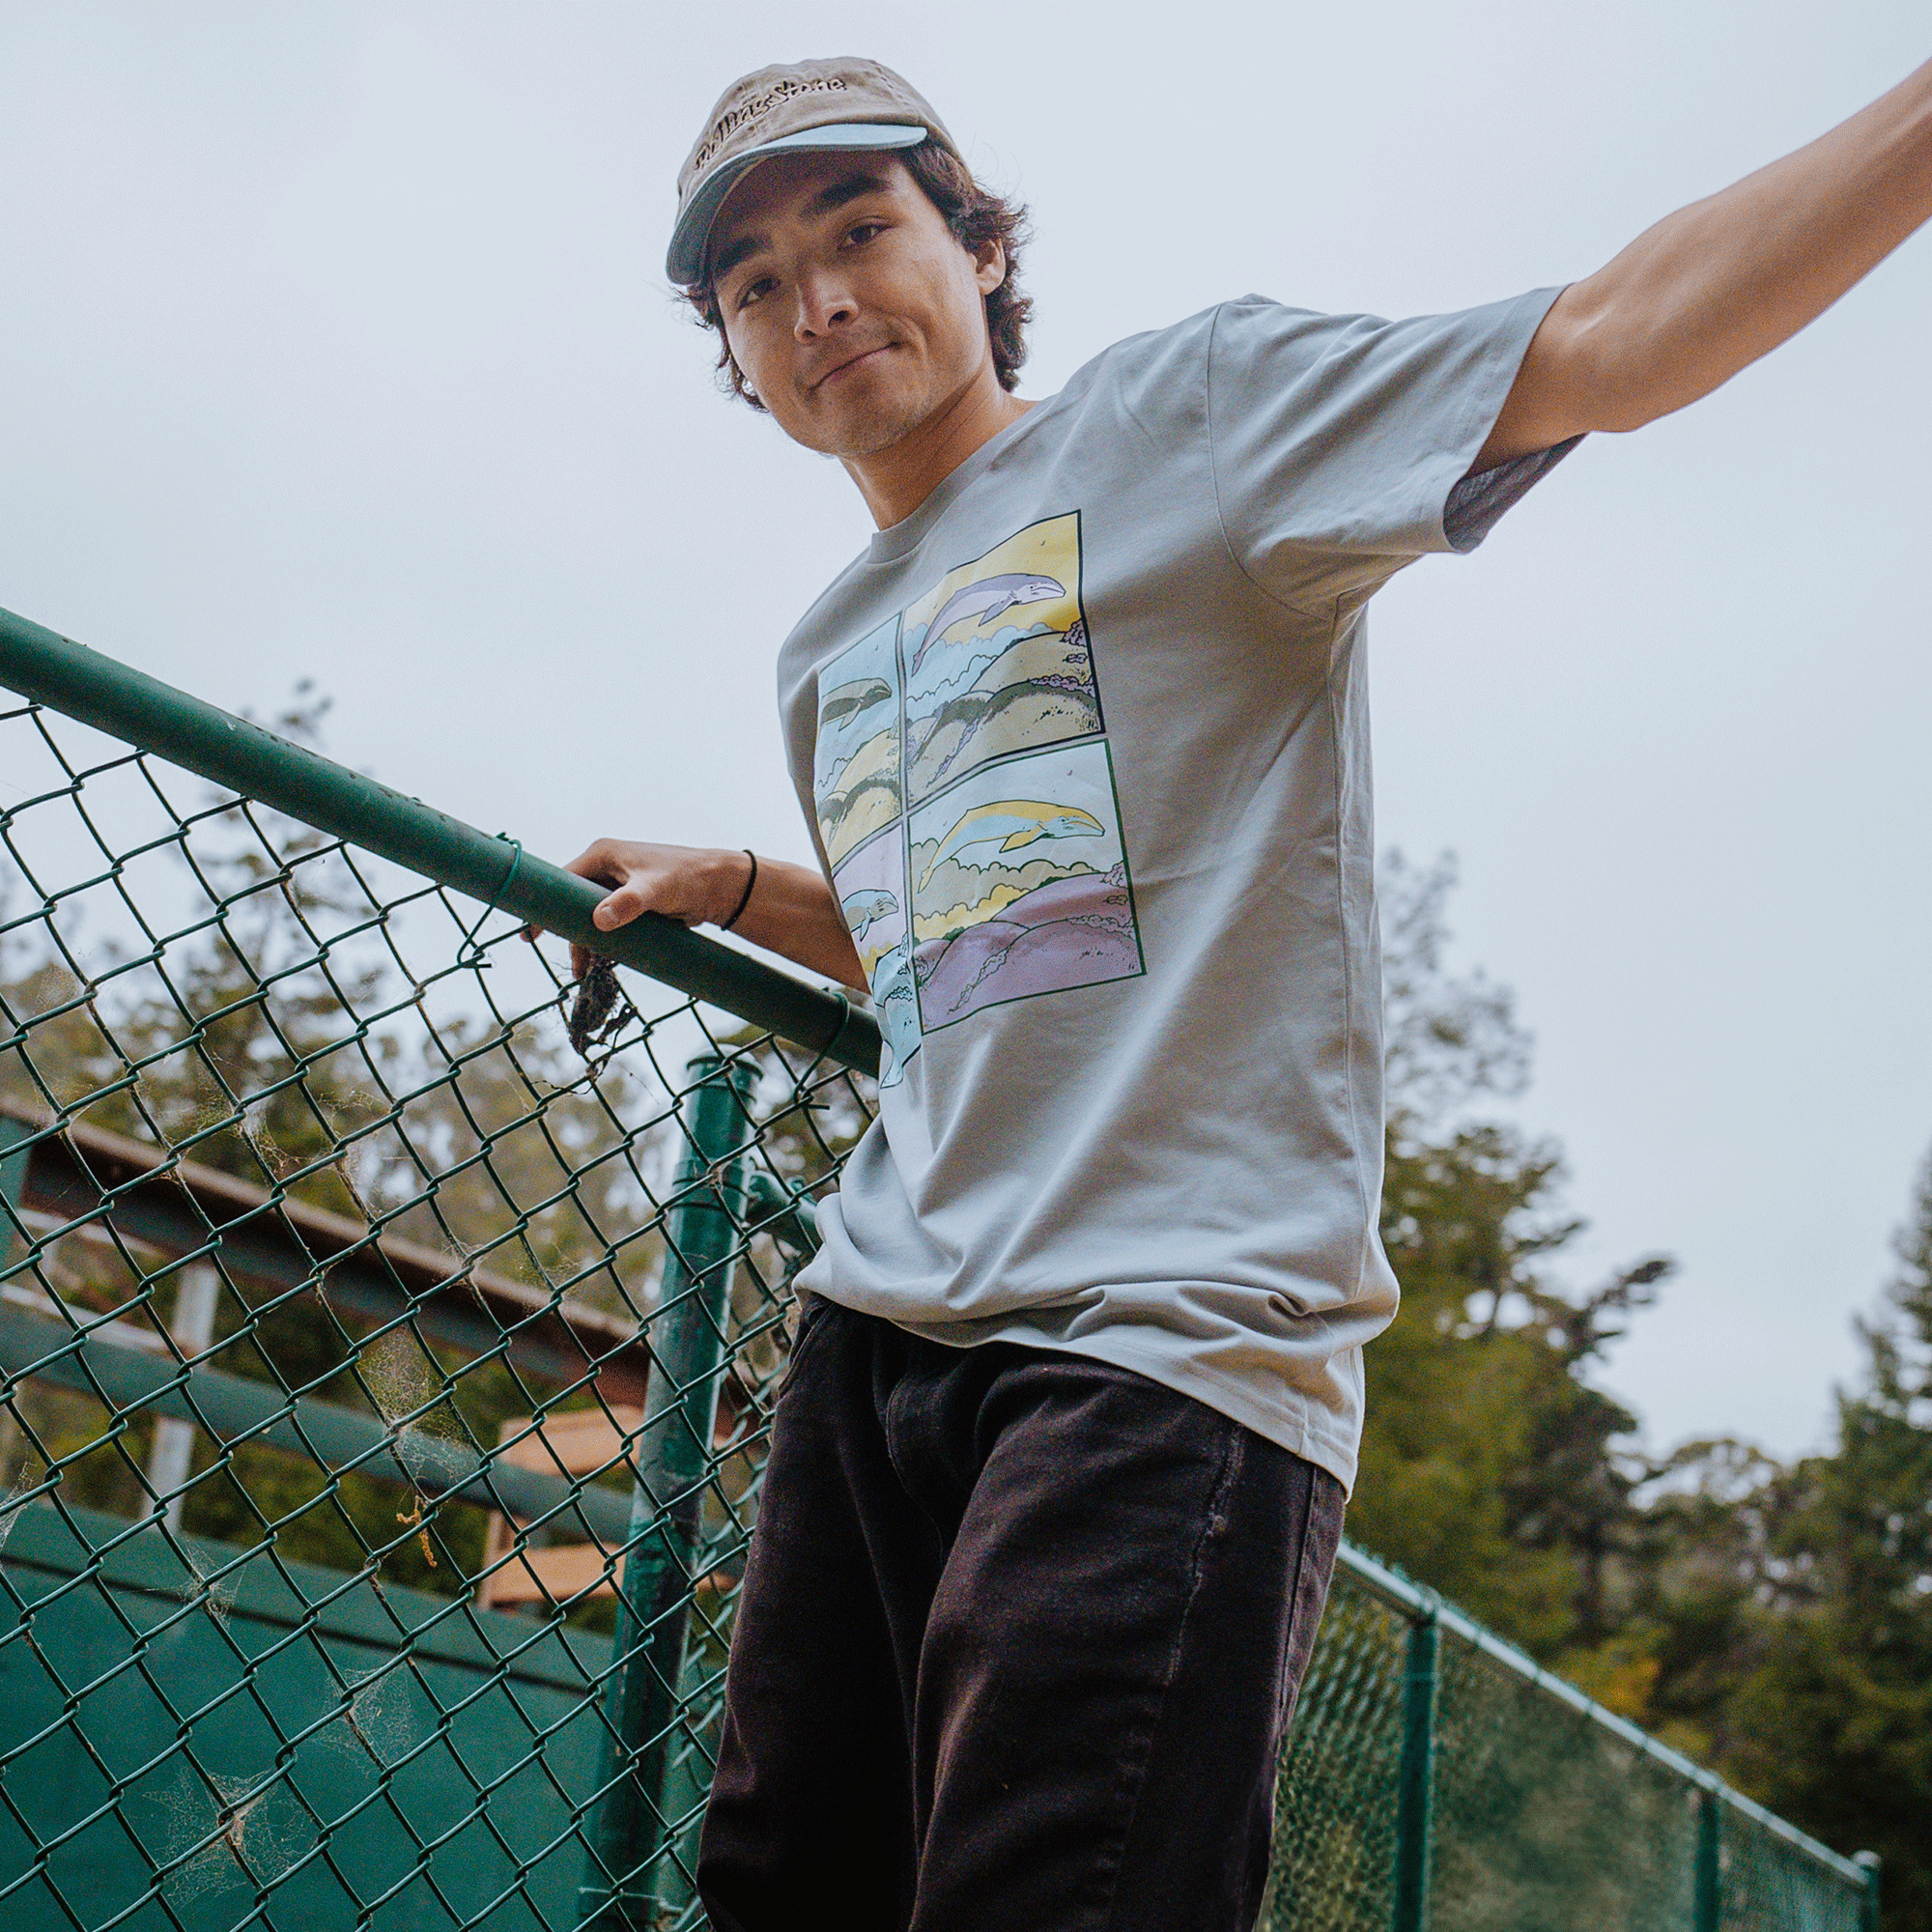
left=1275, top=1464, right=1315, bottom=1735
left=1089, top=1420, right=1247, bottom=1932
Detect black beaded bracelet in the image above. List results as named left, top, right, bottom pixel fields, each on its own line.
left=720, top=849, right=758, bottom=932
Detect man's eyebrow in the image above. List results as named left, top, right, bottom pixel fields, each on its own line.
left=710, top=169, right=898, bottom=283
left=711, top=231, right=765, bottom=281
left=807, top=168, right=896, bottom=216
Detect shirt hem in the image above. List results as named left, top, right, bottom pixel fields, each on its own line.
left=856, top=1302, right=1362, bottom=1495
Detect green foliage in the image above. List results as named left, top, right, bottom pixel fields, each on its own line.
left=1362, top=850, right=1928, bottom=1921
left=1354, top=852, right=1671, bottom=1659
left=1726, top=1159, right=1932, bottom=1927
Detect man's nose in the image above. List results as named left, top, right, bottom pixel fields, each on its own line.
left=793, top=270, right=858, bottom=339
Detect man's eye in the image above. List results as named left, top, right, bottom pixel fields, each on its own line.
left=846, top=221, right=885, bottom=247
left=736, top=277, right=775, bottom=311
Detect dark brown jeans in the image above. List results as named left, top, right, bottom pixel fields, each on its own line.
left=697, top=1297, right=1345, bottom=1932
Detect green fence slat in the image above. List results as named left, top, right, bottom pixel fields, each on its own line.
left=0, top=1302, right=633, bottom=1548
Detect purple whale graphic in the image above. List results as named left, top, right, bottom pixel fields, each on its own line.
left=907, top=573, right=1065, bottom=677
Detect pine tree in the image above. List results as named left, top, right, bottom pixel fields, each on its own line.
left=1729, top=1153, right=1932, bottom=1928
left=1353, top=854, right=1671, bottom=1661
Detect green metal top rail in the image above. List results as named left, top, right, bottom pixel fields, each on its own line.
left=0, top=606, right=882, bottom=1079
left=0, top=605, right=1870, bottom=1909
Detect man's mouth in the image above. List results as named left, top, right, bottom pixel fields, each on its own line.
left=812, top=343, right=894, bottom=389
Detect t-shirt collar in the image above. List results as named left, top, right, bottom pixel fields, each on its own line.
left=865, top=395, right=1063, bottom=565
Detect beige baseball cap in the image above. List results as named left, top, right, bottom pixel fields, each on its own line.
left=668, top=57, right=962, bottom=286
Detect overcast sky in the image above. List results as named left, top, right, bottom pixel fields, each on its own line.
left=3, top=2, right=1927, bottom=1464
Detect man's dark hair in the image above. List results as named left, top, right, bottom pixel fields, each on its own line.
left=685, top=142, right=1033, bottom=411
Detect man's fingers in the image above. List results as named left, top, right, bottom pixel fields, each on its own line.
left=562, top=841, right=628, bottom=889
left=570, top=943, right=592, bottom=981
left=554, top=841, right=707, bottom=958
left=592, top=883, right=656, bottom=931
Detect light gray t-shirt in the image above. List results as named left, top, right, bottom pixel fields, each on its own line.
left=776, top=290, right=1574, bottom=1492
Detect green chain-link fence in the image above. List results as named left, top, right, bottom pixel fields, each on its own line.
left=0, top=607, right=1878, bottom=1932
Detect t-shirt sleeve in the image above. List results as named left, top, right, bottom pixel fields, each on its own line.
left=1208, top=288, right=1577, bottom=611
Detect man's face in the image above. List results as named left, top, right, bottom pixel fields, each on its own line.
left=709, top=152, right=1005, bottom=460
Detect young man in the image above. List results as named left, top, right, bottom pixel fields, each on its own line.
left=566, top=55, right=1931, bottom=1932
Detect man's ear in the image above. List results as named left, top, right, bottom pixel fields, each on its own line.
left=974, top=241, right=1008, bottom=296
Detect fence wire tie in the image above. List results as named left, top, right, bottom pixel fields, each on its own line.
left=454, top=834, right=524, bottom=971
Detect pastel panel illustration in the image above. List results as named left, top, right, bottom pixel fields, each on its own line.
left=814, top=616, right=902, bottom=871
left=899, top=513, right=1101, bottom=808
left=831, top=821, right=920, bottom=1086
left=907, top=738, right=1143, bottom=1032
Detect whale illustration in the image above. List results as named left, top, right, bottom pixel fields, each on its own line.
left=907, top=573, right=1065, bottom=677
left=916, top=800, right=1105, bottom=890
left=839, top=888, right=899, bottom=942
left=819, top=676, right=894, bottom=732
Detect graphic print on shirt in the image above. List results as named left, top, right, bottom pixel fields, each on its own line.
left=814, top=617, right=921, bottom=1084
left=907, top=737, right=1138, bottom=1029
left=813, top=615, right=901, bottom=871
left=899, top=512, right=1102, bottom=806
left=815, top=512, right=1144, bottom=1082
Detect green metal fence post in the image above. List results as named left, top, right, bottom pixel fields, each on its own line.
left=1854, top=1851, right=1882, bottom=1932
left=579, top=1052, right=754, bottom=1930
left=1391, top=1605, right=1439, bottom=1932
left=1694, top=1787, right=1723, bottom=1932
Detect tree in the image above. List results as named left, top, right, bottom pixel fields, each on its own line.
left=1353, top=853, right=1672, bottom=1661
left=1725, top=1152, right=1932, bottom=1929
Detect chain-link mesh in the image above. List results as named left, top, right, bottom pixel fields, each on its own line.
left=1426, top=1626, right=1698, bottom=1931
left=1262, top=1594, right=1870, bottom=1932
left=1261, top=1565, right=1409, bottom=1925
left=0, top=643, right=1876, bottom=1932
left=0, top=687, right=867, bottom=1930
left=1720, top=1807, right=1869, bottom=1932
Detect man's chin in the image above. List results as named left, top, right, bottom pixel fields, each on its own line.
left=789, top=387, right=934, bottom=462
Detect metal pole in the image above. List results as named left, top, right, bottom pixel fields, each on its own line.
left=579, top=1053, right=753, bottom=1930
left=1854, top=1851, right=1882, bottom=1932
left=0, top=607, right=878, bottom=1078
left=1391, top=1607, right=1439, bottom=1932
left=1693, top=1787, right=1722, bottom=1932
left=0, top=1118, right=28, bottom=1487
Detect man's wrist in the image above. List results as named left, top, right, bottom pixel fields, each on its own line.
left=710, top=848, right=758, bottom=929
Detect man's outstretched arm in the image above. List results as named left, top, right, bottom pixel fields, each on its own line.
left=1480, top=54, right=1932, bottom=466
left=559, top=838, right=867, bottom=991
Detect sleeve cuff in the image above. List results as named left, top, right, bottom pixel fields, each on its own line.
left=1442, top=435, right=1584, bottom=554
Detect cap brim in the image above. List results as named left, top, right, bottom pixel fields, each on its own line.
left=667, top=123, right=929, bottom=284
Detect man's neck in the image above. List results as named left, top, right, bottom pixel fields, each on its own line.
left=842, top=376, right=1035, bottom=529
